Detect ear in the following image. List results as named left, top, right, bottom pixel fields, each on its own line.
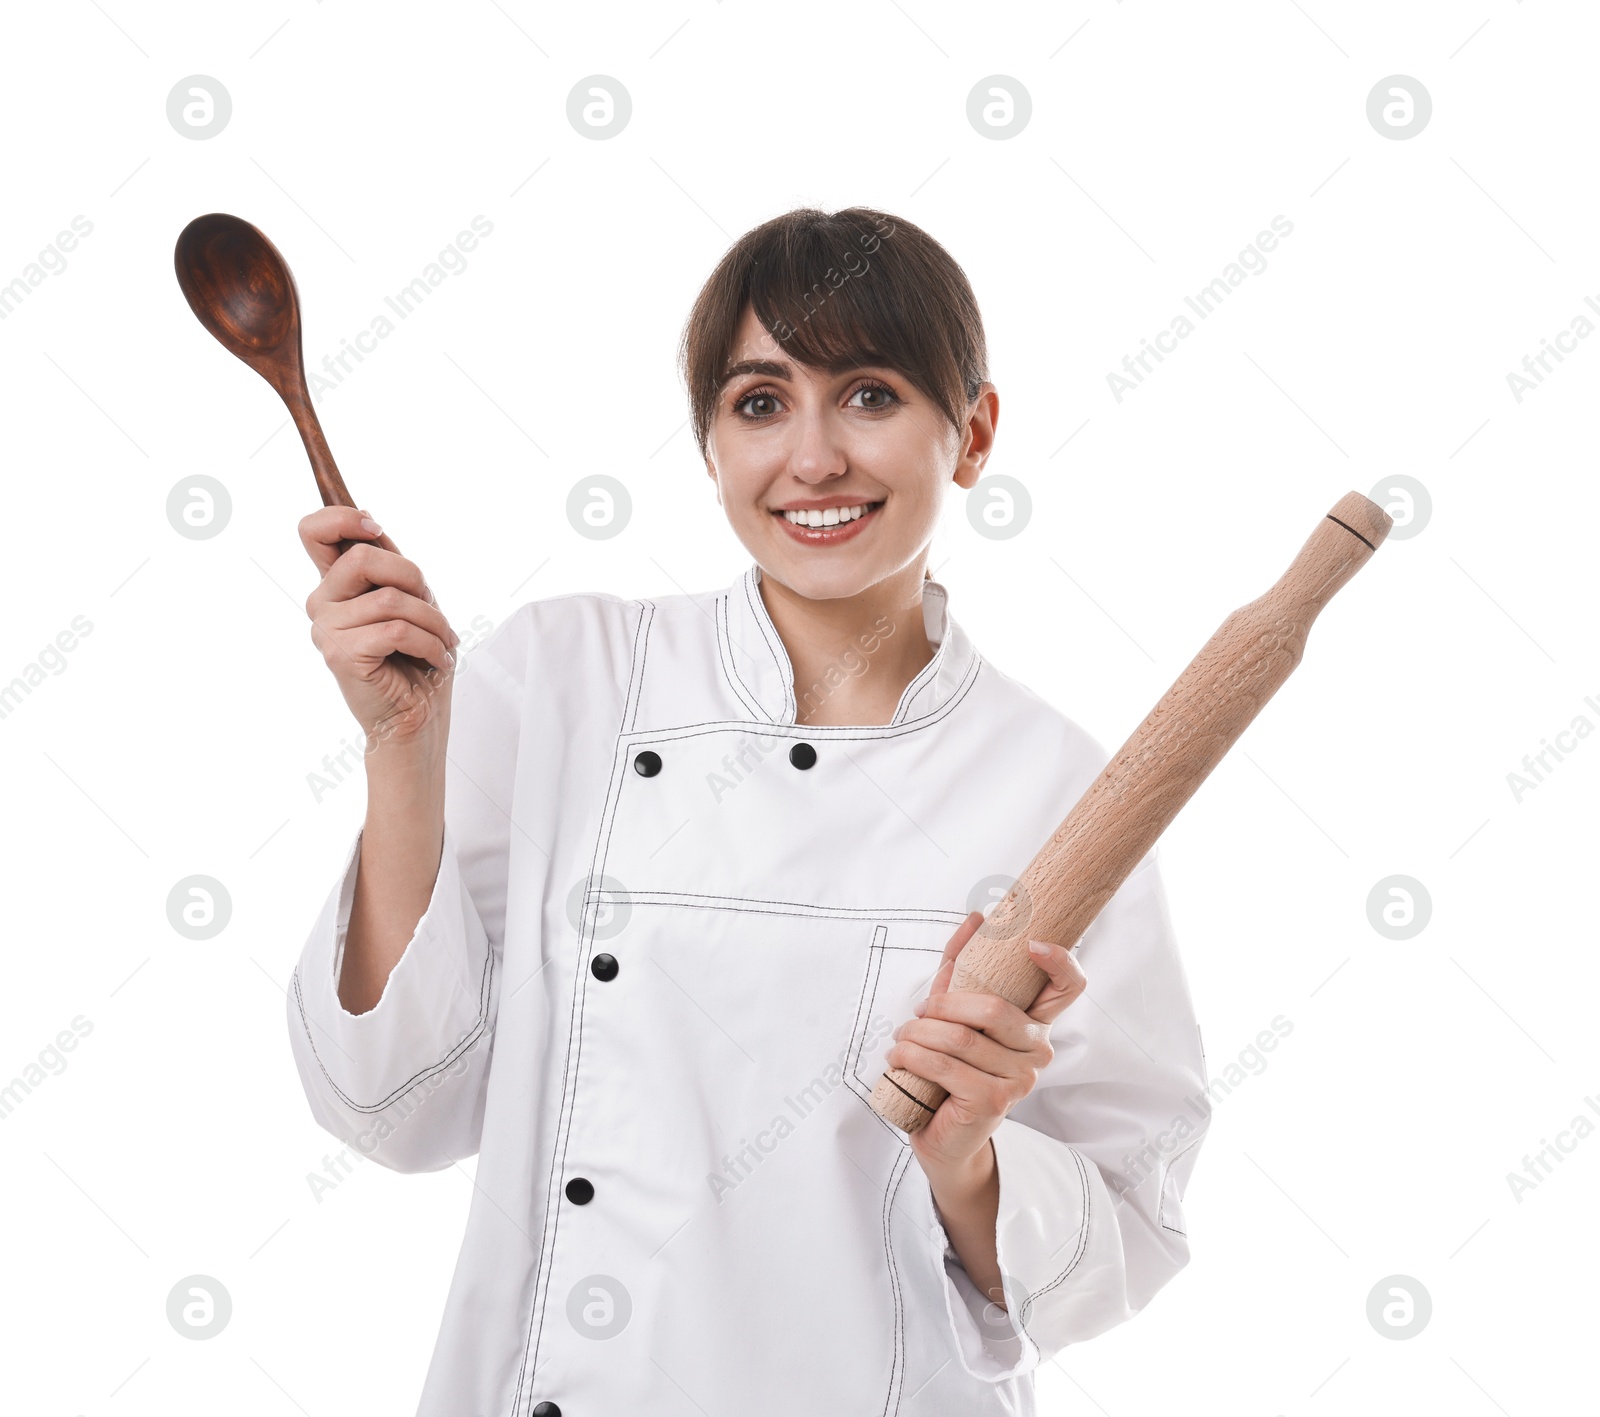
left=953, top=384, right=999, bottom=490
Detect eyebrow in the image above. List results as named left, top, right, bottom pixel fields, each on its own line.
left=717, top=358, right=792, bottom=389
left=717, top=355, right=898, bottom=391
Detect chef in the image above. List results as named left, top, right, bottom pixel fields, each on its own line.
left=287, top=205, right=1209, bottom=1415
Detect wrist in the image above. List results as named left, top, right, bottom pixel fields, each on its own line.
left=922, top=1135, right=996, bottom=1199
left=362, top=730, right=446, bottom=806
left=361, top=673, right=454, bottom=758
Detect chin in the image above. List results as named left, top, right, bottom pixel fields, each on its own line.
left=762, top=546, right=907, bottom=603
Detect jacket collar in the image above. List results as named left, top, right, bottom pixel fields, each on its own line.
left=718, top=561, right=976, bottom=728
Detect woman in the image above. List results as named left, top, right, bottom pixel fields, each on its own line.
left=288, top=206, right=1208, bottom=1415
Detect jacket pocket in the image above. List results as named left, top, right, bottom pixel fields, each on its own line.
left=844, top=920, right=951, bottom=1135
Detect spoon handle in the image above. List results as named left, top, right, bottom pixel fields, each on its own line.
left=281, top=373, right=355, bottom=510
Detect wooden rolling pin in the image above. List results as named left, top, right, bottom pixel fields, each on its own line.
left=870, top=490, right=1392, bottom=1133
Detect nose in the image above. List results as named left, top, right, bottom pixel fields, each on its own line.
left=783, top=404, right=849, bottom=485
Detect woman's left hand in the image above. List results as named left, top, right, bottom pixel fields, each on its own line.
left=885, top=910, right=1088, bottom=1178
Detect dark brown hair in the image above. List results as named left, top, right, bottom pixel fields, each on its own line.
left=678, top=206, right=989, bottom=460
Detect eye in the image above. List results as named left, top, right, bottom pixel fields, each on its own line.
left=847, top=379, right=900, bottom=411
left=732, top=386, right=782, bottom=421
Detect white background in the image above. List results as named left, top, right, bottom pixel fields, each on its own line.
left=1, top=1, right=1595, bottom=1413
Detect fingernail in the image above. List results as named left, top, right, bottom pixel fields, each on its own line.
left=359, top=516, right=382, bottom=534
left=445, top=649, right=456, bottom=667
left=913, top=997, right=928, bottom=1015
left=1028, top=940, right=1050, bottom=956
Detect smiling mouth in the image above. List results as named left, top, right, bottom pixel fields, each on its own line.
left=771, top=500, right=885, bottom=541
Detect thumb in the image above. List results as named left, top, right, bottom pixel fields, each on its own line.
left=1023, top=939, right=1088, bottom=1023
left=929, top=910, right=984, bottom=999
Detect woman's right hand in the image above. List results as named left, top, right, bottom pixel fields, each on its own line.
left=299, top=506, right=461, bottom=749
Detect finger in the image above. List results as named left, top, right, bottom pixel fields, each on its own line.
left=1023, top=939, right=1088, bottom=1024
left=299, top=506, right=399, bottom=579
left=912, top=987, right=1051, bottom=1055
left=321, top=584, right=459, bottom=651
left=928, top=911, right=985, bottom=1000
left=331, top=619, right=457, bottom=677
left=307, top=539, right=430, bottom=618
left=891, top=1013, right=1036, bottom=1079
left=885, top=1037, right=1016, bottom=1118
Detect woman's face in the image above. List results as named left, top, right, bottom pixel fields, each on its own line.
left=704, top=304, right=997, bottom=601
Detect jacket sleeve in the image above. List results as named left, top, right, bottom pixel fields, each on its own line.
left=927, top=847, right=1210, bottom=1381
left=284, top=609, right=529, bottom=1174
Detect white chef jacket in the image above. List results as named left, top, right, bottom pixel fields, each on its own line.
left=286, top=561, right=1210, bottom=1416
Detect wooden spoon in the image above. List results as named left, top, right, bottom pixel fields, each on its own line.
left=174, top=213, right=365, bottom=535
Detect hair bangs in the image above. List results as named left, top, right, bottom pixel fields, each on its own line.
left=679, top=206, right=988, bottom=459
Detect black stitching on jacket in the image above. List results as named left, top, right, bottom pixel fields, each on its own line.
left=515, top=595, right=654, bottom=1412
left=716, top=591, right=770, bottom=722
left=590, top=889, right=967, bottom=924
left=878, top=1146, right=912, bottom=1415
left=1023, top=1146, right=1093, bottom=1312
left=289, top=921, right=495, bottom=1114
left=713, top=580, right=983, bottom=735
left=886, top=594, right=948, bottom=726
left=843, top=930, right=946, bottom=1140
left=743, top=569, right=796, bottom=722
left=619, top=647, right=982, bottom=743
left=625, top=600, right=655, bottom=734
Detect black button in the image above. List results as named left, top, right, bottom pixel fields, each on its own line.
left=633, top=749, right=662, bottom=777
left=591, top=953, right=619, bottom=982
left=789, top=742, right=817, bottom=770
left=565, top=1177, right=595, bottom=1205
left=532, top=1404, right=561, bottom=1417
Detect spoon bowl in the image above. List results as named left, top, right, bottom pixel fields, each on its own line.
left=174, top=212, right=353, bottom=509
left=175, top=213, right=299, bottom=359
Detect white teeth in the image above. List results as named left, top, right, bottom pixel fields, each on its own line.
left=784, top=503, right=874, bottom=527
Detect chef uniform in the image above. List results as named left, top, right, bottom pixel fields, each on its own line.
left=286, top=561, right=1210, bottom=1416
